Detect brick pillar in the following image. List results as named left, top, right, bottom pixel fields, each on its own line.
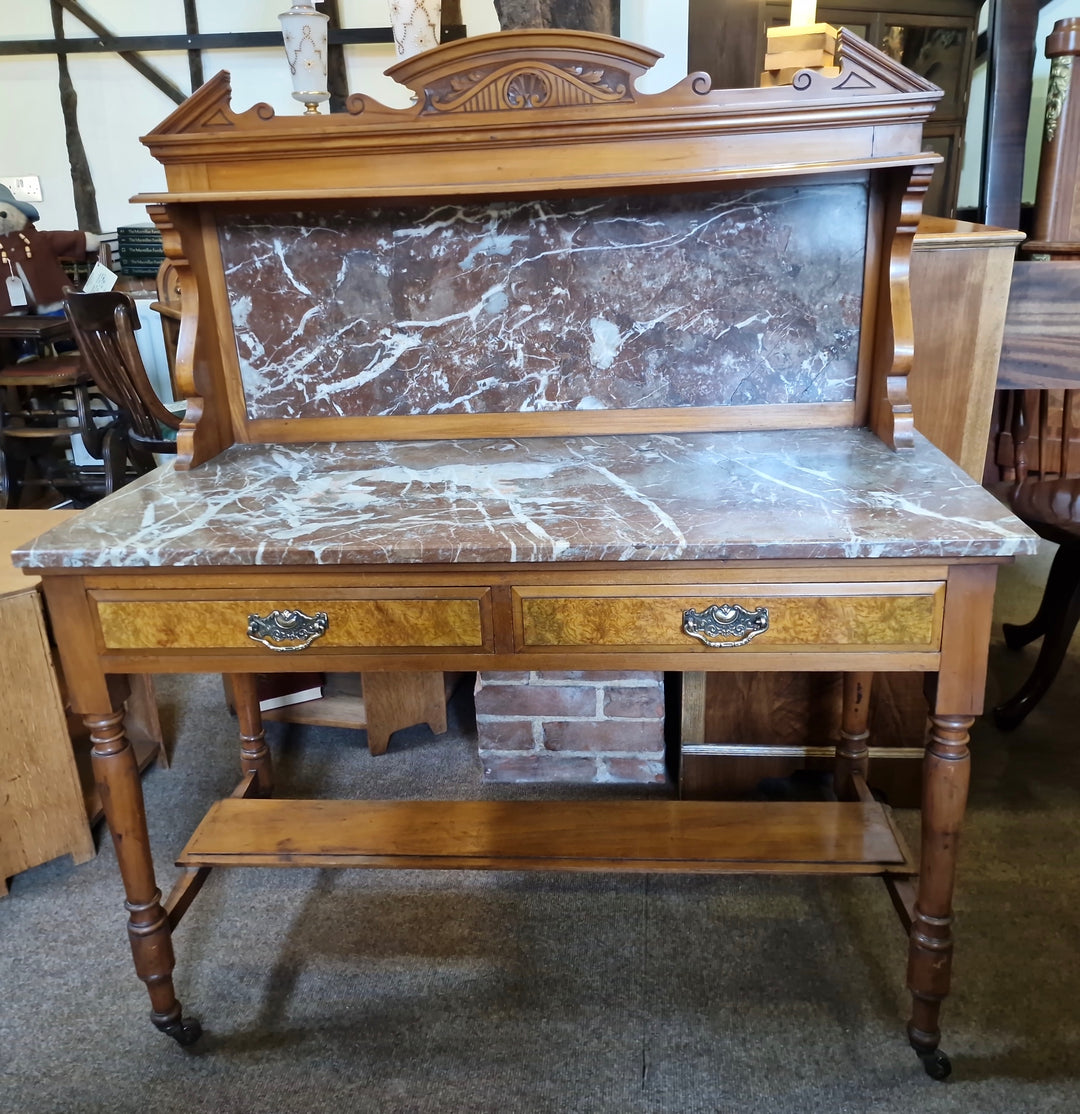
left=474, top=670, right=668, bottom=784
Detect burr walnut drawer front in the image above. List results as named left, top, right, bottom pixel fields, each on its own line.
left=513, top=582, right=946, bottom=653
left=91, top=589, right=493, bottom=653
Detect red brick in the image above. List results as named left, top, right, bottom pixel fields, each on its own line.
left=534, top=670, right=660, bottom=683
left=474, top=719, right=537, bottom=751
left=475, top=672, right=532, bottom=687
left=542, top=719, right=664, bottom=753
left=603, top=758, right=670, bottom=784
left=603, top=687, right=665, bottom=719
left=481, top=755, right=600, bottom=783
left=475, top=684, right=597, bottom=718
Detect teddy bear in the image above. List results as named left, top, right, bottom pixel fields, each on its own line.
left=0, top=183, right=100, bottom=317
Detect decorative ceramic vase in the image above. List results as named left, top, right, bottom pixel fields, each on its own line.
left=278, top=2, right=330, bottom=113
left=387, top=0, right=442, bottom=58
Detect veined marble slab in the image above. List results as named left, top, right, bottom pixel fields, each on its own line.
left=15, top=430, right=1036, bottom=569
left=220, top=181, right=867, bottom=421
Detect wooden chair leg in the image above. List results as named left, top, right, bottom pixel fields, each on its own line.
left=1001, top=544, right=1080, bottom=649
left=994, top=546, right=1080, bottom=730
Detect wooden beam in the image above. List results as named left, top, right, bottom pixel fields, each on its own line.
left=54, top=0, right=187, bottom=104
left=323, top=0, right=349, bottom=114
left=183, top=0, right=204, bottom=93
left=0, top=29, right=395, bottom=57
left=50, top=0, right=100, bottom=233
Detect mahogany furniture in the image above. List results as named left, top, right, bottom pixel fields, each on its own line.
left=990, top=259, right=1080, bottom=729
left=13, top=30, right=1035, bottom=1079
left=688, top=0, right=983, bottom=216
left=63, top=290, right=181, bottom=469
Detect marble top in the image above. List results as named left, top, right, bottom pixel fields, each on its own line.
left=14, top=430, right=1036, bottom=570
left=221, top=182, right=866, bottom=420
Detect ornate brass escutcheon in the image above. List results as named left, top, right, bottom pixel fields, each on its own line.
left=682, top=603, right=769, bottom=648
left=247, top=608, right=329, bottom=652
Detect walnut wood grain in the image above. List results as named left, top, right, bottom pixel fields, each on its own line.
left=996, top=260, right=1080, bottom=391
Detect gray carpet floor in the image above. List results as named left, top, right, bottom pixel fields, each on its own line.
left=2, top=545, right=1079, bottom=1113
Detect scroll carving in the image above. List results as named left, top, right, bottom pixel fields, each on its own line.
left=421, top=60, right=631, bottom=113
left=146, top=206, right=200, bottom=470
left=789, top=28, right=942, bottom=100
left=873, top=164, right=934, bottom=451
left=1045, top=55, right=1072, bottom=143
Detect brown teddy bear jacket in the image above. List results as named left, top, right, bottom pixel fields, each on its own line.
left=1, top=225, right=88, bottom=314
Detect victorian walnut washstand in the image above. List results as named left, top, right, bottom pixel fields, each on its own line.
left=15, top=31, right=1035, bottom=1079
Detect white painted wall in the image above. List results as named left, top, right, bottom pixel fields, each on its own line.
left=2, top=1, right=688, bottom=237
left=619, top=0, right=689, bottom=93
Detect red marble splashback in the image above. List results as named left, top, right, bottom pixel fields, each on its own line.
left=219, top=180, right=868, bottom=421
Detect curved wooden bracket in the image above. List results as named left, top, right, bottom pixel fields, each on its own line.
left=146, top=205, right=207, bottom=470
left=871, top=164, right=935, bottom=451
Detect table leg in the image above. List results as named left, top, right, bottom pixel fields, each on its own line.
left=87, top=707, right=201, bottom=1046
left=834, top=671, right=872, bottom=801
left=905, top=711, right=971, bottom=1080
left=229, top=673, right=272, bottom=797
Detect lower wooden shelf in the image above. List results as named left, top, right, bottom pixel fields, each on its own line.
left=178, top=798, right=915, bottom=874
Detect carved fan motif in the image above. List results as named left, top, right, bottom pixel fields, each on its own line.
left=425, top=60, right=631, bottom=113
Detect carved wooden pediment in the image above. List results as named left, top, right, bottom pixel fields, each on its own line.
left=790, top=29, right=943, bottom=99
left=384, top=28, right=658, bottom=114
left=143, top=71, right=276, bottom=137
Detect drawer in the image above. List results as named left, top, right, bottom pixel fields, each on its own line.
left=92, top=589, right=492, bottom=653
left=513, top=583, right=945, bottom=653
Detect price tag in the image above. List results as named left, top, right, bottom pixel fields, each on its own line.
left=81, top=261, right=118, bottom=294
left=5, top=273, right=27, bottom=307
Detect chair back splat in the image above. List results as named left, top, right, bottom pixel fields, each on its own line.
left=991, top=258, right=1080, bottom=729
left=63, top=290, right=180, bottom=462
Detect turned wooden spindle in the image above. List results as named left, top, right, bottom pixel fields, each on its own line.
left=229, top=673, right=273, bottom=797
left=1032, top=18, right=1080, bottom=254
left=834, top=671, right=872, bottom=801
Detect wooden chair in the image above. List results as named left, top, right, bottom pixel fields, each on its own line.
left=0, top=315, right=127, bottom=508
left=62, top=289, right=181, bottom=473
left=990, top=258, right=1080, bottom=729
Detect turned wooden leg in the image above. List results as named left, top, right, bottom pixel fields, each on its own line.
left=88, top=708, right=201, bottom=1045
left=994, top=546, right=1080, bottom=730
left=906, top=712, right=971, bottom=1080
left=229, top=673, right=273, bottom=797
left=834, top=671, right=872, bottom=801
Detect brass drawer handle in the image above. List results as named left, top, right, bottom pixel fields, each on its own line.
left=247, top=608, right=329, bottom=652
left=682, top=604, right=769, bottom=648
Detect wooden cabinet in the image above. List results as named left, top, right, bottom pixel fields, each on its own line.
left=14, top=30, right=1034, bottom=1079
left=689, top=0, right=982, bottom=215
left=0, top=510, right=94, bottom=894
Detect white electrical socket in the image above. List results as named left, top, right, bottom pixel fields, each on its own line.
left=0, top=176, right=44, bottom=203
